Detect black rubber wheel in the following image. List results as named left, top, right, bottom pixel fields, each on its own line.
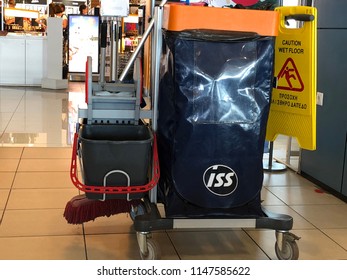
left=275, top=239, right=299, bottom=260
left=140, top=238, right=161, bottom=260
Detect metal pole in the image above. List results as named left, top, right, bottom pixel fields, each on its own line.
left=148, top=1, right=167, bottom=204
left=118, top=18, right=155, bottom=82
left=1, top=5, right=3, bottom=31
left=263, top=141, right=287, bottom=171
left=118, top=0, right=167, bottom=82
left=111, top=20, right=118, bottom=81
left=286, top=137, right=292, bottom=165
left=151, top=6, right=163, bottom=133
left=99, top=20, right=108, bottom=87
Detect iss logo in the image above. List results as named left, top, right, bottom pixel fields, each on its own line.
left=203, top=165, right=238, bottom=196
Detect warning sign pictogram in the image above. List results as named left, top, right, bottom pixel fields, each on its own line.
left=276, top=58, right=304, bottom=92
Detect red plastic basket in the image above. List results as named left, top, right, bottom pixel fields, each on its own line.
left=70, top=131, right=160, bottom=195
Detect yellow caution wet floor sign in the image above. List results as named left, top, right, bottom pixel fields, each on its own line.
left=266, top=6, right=317, bottom=150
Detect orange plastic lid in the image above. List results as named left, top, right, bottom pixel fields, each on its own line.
left=163, top=4, right=279, bottom=36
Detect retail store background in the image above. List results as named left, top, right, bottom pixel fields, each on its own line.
left=0, top=0, right=347, bottom=260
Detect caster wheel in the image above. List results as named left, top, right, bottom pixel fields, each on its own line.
left=140, top=238, right=161, bottom=260
left=275, top=239, right=299, bottom=260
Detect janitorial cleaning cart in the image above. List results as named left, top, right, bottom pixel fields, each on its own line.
left=64, top=0, right=317, bottom=260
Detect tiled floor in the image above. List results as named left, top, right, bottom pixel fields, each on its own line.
left=0, top=83, right=346, bottom=260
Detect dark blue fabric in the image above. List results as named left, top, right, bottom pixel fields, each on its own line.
left=157, top=30, right=275, bottom=218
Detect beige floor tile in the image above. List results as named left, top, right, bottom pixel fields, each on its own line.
left=0, top=159, right=20, bottom=172
left=0, top=209, right=82, bottom=237
left=6, top=188, right=79, bottom=210
left=0, top=148, right=23, bottom=158
left=246, top=229, right=347, bottom=260
left=263, top=170, right=315, bottom=187
left=291, top=204, right=347, bottom=229
left=69, top=84, right=85, bottom=92
left=0, top=113, right=15, bottom=129
left=17, top=159, right=71, bottom=172
left=22, top=147, right=72, bottom=159
left=0, top=96, right=20, bottom=107
left=13, top=172, right=75, bottom=189
left=0, top=235, right=86, bottom=260
left=85, top=232, right=179, bottom=260
left=261, top=187, right=286, bottom=206
left=243, top=229, right=278, bottom=260
left=262, top=205, right=315, bottom=229
left=0, top=189, right=10, bottom=210
left=0, top=172, right=15, bottom=189
left=168, top=230, right=270, bottom=260
left=272, top=158, right=299, bottom=172
left=321, top=229, right=347, bottom=251
left=84, top=213, right=135, bottom=235
left=266, top=185, right=345, bottom=205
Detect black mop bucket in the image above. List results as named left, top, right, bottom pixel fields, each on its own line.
left=157, top=30, right=275, bottom=217
left=78, top=124, right=153, bottom=200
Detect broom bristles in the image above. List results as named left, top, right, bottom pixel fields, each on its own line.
left=63, top=194, right=140, bottom=224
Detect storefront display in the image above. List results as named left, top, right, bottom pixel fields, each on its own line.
left=4, top=6, right=40, bottom=32
left=0, top=1, right=142, bottom=84
left=68, top=15, right=100, bottom=73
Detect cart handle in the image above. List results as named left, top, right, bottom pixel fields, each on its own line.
left=70, top=132, right=160, bottom=195
left=285, top=14, right=315, bottom=22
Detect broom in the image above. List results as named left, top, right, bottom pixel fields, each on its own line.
left=63, top=195, right=141, bottom=224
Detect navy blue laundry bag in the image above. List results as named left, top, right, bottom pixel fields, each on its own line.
left=157, top=30, right=275, bottom=218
